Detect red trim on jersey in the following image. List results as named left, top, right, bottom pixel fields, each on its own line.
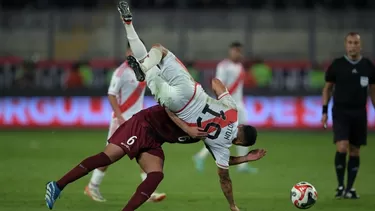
left=175, top=57, right=189, bottom=72
left=175, top=82, right=199, bottom=113
left=113, top=81, right=146, bottom=117
left=227, top=68, right=245, bottom=94
left=187, top=109, right=237, bottom=133
left=218, top=92, right=229, bottom=100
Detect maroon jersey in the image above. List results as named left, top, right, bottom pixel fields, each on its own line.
left=137, top=105, right=200, bottom=144
left=108, top=105, right=199, bottom=160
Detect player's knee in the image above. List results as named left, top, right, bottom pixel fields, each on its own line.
left=148, top=171, right=164, bottom=183
left=151, top=43, right=168, bottom=57
left=349, top=145, right=360, bottom=156
left=336, top=141, right=349, bottom=153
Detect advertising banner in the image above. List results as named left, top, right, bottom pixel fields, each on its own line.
left=1, top=96, right=375, bottom=129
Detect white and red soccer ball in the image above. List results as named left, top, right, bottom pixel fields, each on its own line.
left=290, top=182, right=318, bottom=209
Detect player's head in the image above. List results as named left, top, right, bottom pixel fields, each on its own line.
left=345, top=32, right=361, bottom=59
left=126, top=39, right=145, bottom=56
left=232, top=125, right=257, bottom=146
left=228, top=41, right=243, bottom=63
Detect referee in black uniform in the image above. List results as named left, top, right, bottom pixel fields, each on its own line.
left=321, top=32, right=375, bottom=199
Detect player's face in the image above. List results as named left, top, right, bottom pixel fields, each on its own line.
left=345, top=35, right=361, bottom=57
left=229, top=47, right=243, bottom=62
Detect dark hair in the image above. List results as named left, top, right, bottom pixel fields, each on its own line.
left=345, top=32, right=360, bottom=40
left=229, top=41, right=243, bottom=48
left=242, top=125, right=257, bottom=146
left=127, top=38, right=145, bottom=49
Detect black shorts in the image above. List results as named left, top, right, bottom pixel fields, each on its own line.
left=332, top=107, right=367, bottom=147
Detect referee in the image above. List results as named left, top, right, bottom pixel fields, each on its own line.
left=321, top=32, right=375, bottom=199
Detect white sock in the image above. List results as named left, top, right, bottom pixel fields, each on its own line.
left=141, top=48, right=163, bottom=72
left=89, top=169, right=106, bottom=188
left=124, top=23, right=148, bottom=60
left=196, top=147, right=210, bottom=159
left=236, top=146, right=249, bottom=169
left=140, top=172, right=147, bottom=181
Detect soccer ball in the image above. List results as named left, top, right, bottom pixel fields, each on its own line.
left=290, top=181, right=318, bottom=209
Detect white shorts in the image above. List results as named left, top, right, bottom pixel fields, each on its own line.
left=146, top=52, right=196, bottom=112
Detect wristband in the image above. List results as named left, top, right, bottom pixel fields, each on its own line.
left=322, top=105, right=328, bottom=114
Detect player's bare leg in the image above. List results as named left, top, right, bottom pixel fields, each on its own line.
left=45, top=144, right=126, bottom=209
left=122, top=152, right=165, bottom=211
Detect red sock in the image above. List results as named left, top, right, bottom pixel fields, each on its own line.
left=122, top=172, right=164, bottom=211
left=56, top=152, right=112, bottom=190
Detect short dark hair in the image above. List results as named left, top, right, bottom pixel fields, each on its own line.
left=345, top=32, right=360, bottom=40
left=229, top=41, right=243, bottom=48
left=242, top=125, right=257, bottom=146
left=127, top=39, right=145, bottom=49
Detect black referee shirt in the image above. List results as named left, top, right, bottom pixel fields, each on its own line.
left=325, top=56, right=375, bottom=109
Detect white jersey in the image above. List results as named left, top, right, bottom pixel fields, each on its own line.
left=107, top=62, right=146, bottom=138
left=216, top=59, right=245, bottom=106
left=146, top=51, right=239, bottom=169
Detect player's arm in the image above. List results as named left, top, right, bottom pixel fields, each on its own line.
left=229, top=149, right=267, bottom=165
left=165, top=109, right=207, bottom=139
left=322, top=61, right=336, bottom=116
left=217, top=167, right=237, bottom=210
left=108, top=73, right=124, bottom=121
left=368, top=60, right=375, bottom=107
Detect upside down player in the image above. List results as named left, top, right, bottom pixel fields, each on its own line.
left=44, top=79, right=266, bottom=211
left=84, top=42, right=166, bottom=203
left=119, top=2, right=266, bottom=210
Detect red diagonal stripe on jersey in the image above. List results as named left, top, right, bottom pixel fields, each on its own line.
left=186, top=109, right=237, bottom=133
left=228, top=69, right=245, bottom=94
left=119, top=81, right=146, bottom=113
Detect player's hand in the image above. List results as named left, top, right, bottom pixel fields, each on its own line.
left=246, top=149, right=267, bottom=161
left=321, top=114, right=328, bottom=129
left=230, top=205, right=240, bottom=211
left=186, top=127, right=208, bottom=139
left=116, top=116, right=126, bottom=125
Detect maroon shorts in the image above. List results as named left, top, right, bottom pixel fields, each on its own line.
left=108, top=117, right=165, bottom=161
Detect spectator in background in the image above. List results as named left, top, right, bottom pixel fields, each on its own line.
left=309, top=62, right=325, bottom=89
left=79, top=61, right=94, bottom=87
left=248, top=58, right=272, bottom=87
left=15, top=60, right=36, bottom=88
left=65, top=62, right=83, bottom=88
left=185, top=61, right=200, bottom=82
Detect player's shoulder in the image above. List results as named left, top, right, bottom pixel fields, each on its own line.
left=113, top=62, right=134, bottom=78
left=361, top=57, right=374, bottom=65
left=217, top=59, right=231, bottom=69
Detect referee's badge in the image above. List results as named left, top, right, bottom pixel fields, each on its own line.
left=360, top=76, right=369, bottom=87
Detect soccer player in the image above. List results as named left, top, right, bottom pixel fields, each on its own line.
left=44, top=93, right=265, bottom=211
left=84, top=42, right=166, bottom=203
left=193, top=41, right=258, bottom=173
left=118, top=2, right=265, bottom=210
left=321, top=32, right=375, bottom=199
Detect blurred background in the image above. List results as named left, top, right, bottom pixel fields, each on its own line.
left=1, top=0, right=375, bottom=128
left=1, top=2, right=375, bottom=211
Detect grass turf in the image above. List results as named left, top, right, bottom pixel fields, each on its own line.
left=0, top=130, right=374, bottom=211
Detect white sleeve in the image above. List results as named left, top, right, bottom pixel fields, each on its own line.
left=108, top=72, right=123, bottom=96
left=217, top=91, right=237, bottom=110
left=215, top=65, right=228, bottom=85
left=205, top=143, right=230, bottom=169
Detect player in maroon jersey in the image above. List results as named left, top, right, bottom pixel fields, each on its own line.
left=45, top=82, right=266, bottom=211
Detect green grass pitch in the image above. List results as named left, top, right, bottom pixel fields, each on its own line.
left=0, top=130, right=374, bottom=211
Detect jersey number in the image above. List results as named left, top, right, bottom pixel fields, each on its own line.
left=126, top=136, right=137, bottom=145
left=197, top=104, right=226, bottom=140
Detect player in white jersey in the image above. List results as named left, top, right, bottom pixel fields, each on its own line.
left=84, top=41, right=166, bottom=203
left=118, top=2, right=266, bottom=210
left=193, top=42, right=258, bottom=173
